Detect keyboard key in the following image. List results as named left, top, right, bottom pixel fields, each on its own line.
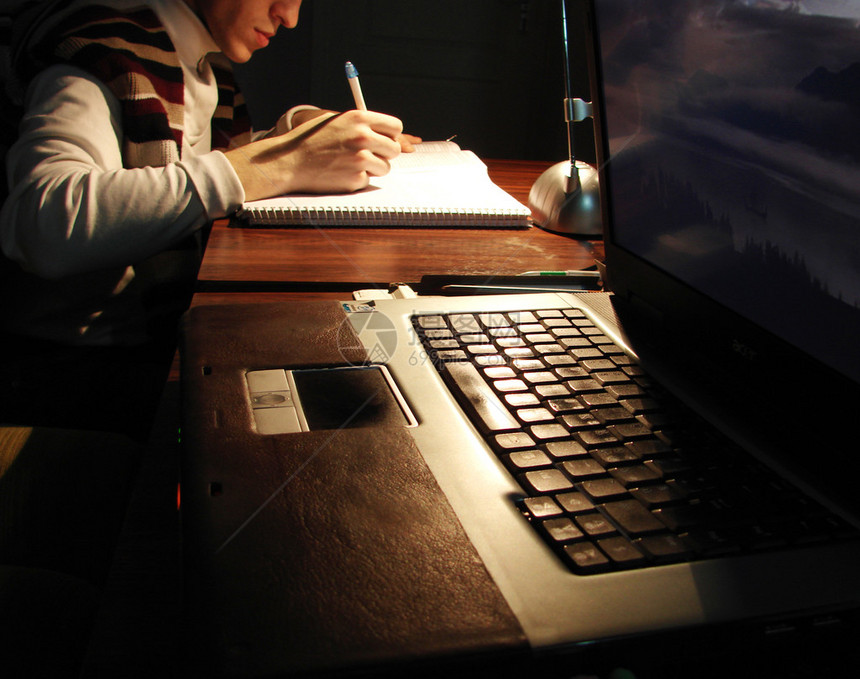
left=417, top=315, right=446, bottom=329
left=430, top=339, right=460, bottom=349
left=570, top=347, right=604, bottom=360
left=561, top=412, right=602, bottom=430
left=494, top=379, right=528, bottom=392
left=441, top=361, right=519, bottom=433
left=608, top=422, right=654, bottom=440
left=556, top=491, right=596, bottom=514
left=625, top=439, right=671, bottom=457
left=543, top=317, right=572, bottom=327
left=484, top=366, right=516, bottom=379
left=590, top=335, right=615, bottom=345
left=591, top=446, right=641, bottom=466
left=529, top=424, right=569, bottom=441
left=551, top=327, right=583, bottom=337
left=450, top=314, right=480, bottom=333
left=598, top=536, right=647, bottom=567
left=547, top=398, right=586, bottom=414
left=542, top=517, right=584, bottom=543
left=535, top=383, right=571, bottom=398
left=504, top=393, right=540, bottom=407
left=608, top=464, right=663, bottom=486
left=585, top=362, right=620, bottom=375
left=522, top=496, right=562, bottom=518
left=566, top=379, right=603, bottom=393
left=523, top=371, right=558, bottom=384
left=516, top=407, right=555, bottom=423
left=635, top=534, right=692, bottom=562
left=544, top=354, right=577, bottom=366
left=474, top=354, right=507, bottom=366
left=506, top=449, right=552, bottom=470
left=630, top=483, right=688, bottom=508
left=524, top=469, right=574, bottom=493
left=593, top=407, right=636, bottom=424
left=563, top=542, right=611, bottom=573
left=512, top=358, right=544, bottom=371
left=524, top=333, right=555, bottom=344
left=496, top=336, right=527, bottom=348
left=575, top=512, right=618, bottom=537
left=606, top=383, right=646, bottom=399
left=593, top=371, right=630, bottom=385
left=581, top=478, right=628, bottom=500
left=460, top=333, right=490, bottom=344
left=560, top=337, right=593, bottom=348
left=555, top=367, right=590, bottom=379
left=424, top=329, right=454, bottom=340
left=533, top=343, right=566, bottom=355
left=545, top=440, right=589, bottom=459
left=620, top=397, right=660, bottom=414
left=578, top=392, right=619, bottom=407
left=602, top=499, right=665, bottom=535
left=561, top=459, right=606, bottom=479
left=509, top=311, right=537, bottom=324
left=575, top=429, right=621, bottom=448
left=435, top=349, right=468, bottom=362
left=478, top=313, right=509, bottom=328
left=494, top=431, right=536, bottom=451
left=467, top=344, right=498, bottom=355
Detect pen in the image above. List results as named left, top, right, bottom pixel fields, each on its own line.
left=517, top=269, right=601, bottom=278
left=418, top=274, right=602, bottom=294
left=344, top=61, right=367, bottom=111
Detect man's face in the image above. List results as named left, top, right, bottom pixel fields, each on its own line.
left=188, top=0, right=303, bottom=63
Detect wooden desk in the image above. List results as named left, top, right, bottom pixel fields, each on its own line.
left=197, top=159, right=603, bottom=291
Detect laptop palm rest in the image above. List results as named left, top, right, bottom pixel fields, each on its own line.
left=180, top=301, right=526, bottom=677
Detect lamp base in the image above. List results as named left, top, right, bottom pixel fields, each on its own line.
left=528, top=160, right=602, bottom=238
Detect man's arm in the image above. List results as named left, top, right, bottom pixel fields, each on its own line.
left=0, top=65, right=243, bottom=279
left=224, top=109, right=404, bottom=201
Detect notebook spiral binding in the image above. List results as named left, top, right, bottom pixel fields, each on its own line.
left=240, top=205, right=531, bottom=228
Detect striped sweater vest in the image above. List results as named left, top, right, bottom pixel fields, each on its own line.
left=36, top=2, right=250, bottom=168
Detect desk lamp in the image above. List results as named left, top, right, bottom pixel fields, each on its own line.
left=528, top=0, right=601, bottom=238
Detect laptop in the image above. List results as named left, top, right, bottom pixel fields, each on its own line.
left=179, top=1, right=860, bottom=676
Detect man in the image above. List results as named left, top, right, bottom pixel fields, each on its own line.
left=0, top=0, right=415, bottom=434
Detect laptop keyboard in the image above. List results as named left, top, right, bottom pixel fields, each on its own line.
left=412, top=306, right=857, bottom=575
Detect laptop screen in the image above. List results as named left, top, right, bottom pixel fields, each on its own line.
left=591, top=0, right=860, bottom=386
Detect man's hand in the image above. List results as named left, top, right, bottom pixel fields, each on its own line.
left=290, top=109, right=422, bottom=152
left=225, top=110, right=404, bottom=201
left=397, top=133, right=423, bottom=153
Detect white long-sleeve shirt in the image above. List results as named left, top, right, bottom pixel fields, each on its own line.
left=0, top=0, right=310, bottom=344
left=1, top=0, right=246, bottom=279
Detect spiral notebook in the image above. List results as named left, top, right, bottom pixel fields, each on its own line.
left=237, top=141, right=532, bottom=228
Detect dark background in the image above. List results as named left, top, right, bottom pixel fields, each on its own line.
left=233, top=0, right=597, bottom=164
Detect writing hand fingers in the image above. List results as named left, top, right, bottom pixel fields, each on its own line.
left=397, top=133, right=422, bottom=153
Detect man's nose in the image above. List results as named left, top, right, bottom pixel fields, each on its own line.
left=272, top=1, right=302, bottom=29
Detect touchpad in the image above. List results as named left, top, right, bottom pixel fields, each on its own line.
left=247, top=365, right=417, bottom=434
